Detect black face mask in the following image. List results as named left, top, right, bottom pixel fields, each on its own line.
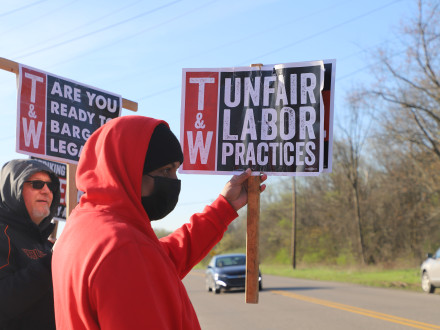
left=141, top=175, right=181, bottom=221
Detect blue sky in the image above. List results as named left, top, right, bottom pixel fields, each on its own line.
left=0, top=0, right=414, bottom=233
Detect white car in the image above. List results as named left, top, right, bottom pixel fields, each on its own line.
left=421, top=247, right=440, bottom=293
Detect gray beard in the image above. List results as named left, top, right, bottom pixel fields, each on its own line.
left=31, top=206, right=50, bottom=224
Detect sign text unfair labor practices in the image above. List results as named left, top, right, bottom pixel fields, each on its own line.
left=180, top=60, right=335, bottom=176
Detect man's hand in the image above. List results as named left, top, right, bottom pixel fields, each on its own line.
left=220, top=168, right=267, bottom=211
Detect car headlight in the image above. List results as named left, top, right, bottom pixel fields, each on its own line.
left=214, top=273, right=226, bottom=281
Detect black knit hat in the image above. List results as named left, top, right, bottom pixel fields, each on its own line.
left=143, top=124, right=183, bottom=174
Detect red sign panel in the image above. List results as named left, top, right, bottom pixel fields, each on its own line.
left=181, top=71, right=219, bottom=172
left=18, top=67, right=47, bottom=155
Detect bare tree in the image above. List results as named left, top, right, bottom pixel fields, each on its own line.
left=371, top=0, right=440, bottom=160
left=334, top=96, right=372, bottom=265
left=365, top=0, right=440, bottom=260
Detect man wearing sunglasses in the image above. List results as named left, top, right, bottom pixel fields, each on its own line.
left=0, top=159, right=60, bottom=330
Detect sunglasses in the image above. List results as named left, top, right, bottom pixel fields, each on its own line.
left=24, top=180, right=58, bottom=192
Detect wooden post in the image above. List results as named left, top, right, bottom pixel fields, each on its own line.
left=246, top=175, right=260, bottom=304
left=0, top=57, right=18, bottom=73
left=49, top=221, right=59, bottom=242
left=245, top=63, right=263, bottom=304
left=66, top=164, right=78, bottom=217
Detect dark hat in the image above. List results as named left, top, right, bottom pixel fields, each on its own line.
left=143, top=124, right=183, bottom=174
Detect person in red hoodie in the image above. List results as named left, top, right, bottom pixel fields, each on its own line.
left=52, top=115, right=266, bottom=330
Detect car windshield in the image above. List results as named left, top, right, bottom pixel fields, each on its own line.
left=216, top=256, right=246, bottom=267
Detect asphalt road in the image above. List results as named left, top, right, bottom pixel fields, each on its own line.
left=183, top=270, right=440, bottom=330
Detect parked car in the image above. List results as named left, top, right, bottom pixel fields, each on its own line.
left=205, top=253, right=262, bottom=294
left=421, top=247, right=440, bottom=293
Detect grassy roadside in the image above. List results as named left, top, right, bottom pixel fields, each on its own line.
left=259, top=264, right=423, bottom=292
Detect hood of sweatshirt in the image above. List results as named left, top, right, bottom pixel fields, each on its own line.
left=75, top=115, right=170, bottom=233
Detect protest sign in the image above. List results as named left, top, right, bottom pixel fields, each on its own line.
left=180, top=61, right=325, bottom=176
left=1, top=57, right=137, bottom=229
left=16, top=64, right=122, bottom=164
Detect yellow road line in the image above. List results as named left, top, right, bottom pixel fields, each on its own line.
left=272, top=291, right=440, bottom=330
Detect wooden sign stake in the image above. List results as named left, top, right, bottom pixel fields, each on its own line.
left=245, top=63, right=264, bottom=304
left=246, top=174, right=261, bottom=304
left=66, top=164, right=78, bottom=217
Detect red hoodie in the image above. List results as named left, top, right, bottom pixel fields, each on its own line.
left=52, top=116, right=238, bottom=329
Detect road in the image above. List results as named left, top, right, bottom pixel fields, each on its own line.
left=183, top=270, right=440, bottom=330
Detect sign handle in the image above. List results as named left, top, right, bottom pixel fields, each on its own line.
left=246, top=175, right=260, bottom=303
left=49, top=221, right=58, bottom=242
left=245, top=63, right=264, bottom=304
left=66, top=163, right=78, bottom=218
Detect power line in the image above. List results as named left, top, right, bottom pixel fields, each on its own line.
left=2, top=1, right=216, bottom=101
left=137, top=86, right=180, bottom=102
left=9, top=0, right=145, bottom=57
left=160, top=0, right=353, bottom=68
left=104, top=0, right=352, bottom=83
left=0, top=0, right=48, bottom=19
left=14, top=0, right=183, bottom=60
left=135, top=43, right=380, bottom=102
left=336, top=49, right=406, bottom=81
left=135, top=0, right=405, bottom=101
left=240, top=0, right=405, bottom=65
left=0, top=1, right=79, bottom=38
left=94, top=0, right=217, bottom=55
left=46, top=0, right=218, bottom=71
left=12, top=0, right=340, bottom=81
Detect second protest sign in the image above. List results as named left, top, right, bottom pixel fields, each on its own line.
left=17, top=64, right=122, bottom=164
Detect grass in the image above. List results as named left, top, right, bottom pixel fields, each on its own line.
left=259, top=264, right=423, bottom=292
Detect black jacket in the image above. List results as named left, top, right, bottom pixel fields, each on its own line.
left=0, top=159, right=60, bottom=330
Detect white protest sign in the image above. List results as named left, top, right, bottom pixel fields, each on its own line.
left=180, top=61, right=327, bottom=176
